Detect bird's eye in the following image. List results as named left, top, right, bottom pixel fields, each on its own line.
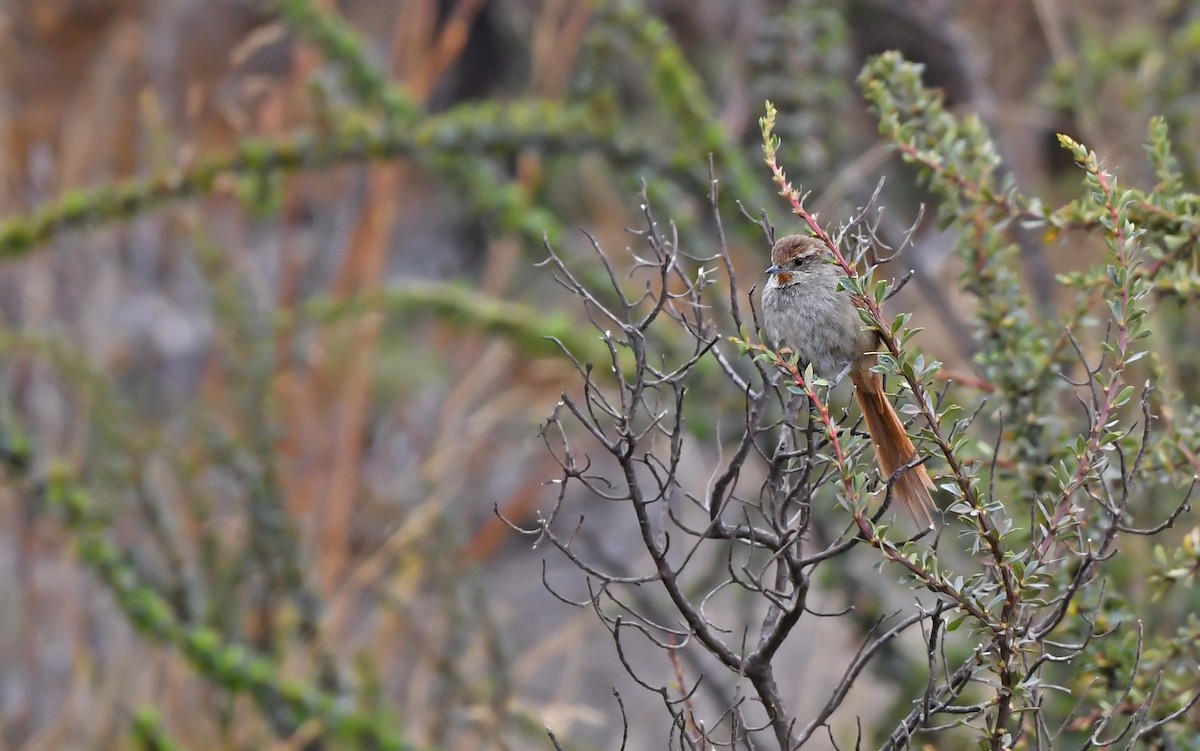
left=792, top=258, right=803, bottom=267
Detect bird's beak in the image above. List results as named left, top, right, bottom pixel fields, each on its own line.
left=765, top=264, right=783, bottom=275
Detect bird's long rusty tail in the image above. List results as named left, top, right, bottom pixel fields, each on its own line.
left=852, top=370, right=936, bottom=528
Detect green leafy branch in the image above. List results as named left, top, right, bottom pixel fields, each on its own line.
left=261, top=0, right=417, bottom=121
left=0, top=443, right=417, bottom=751
left=295, top=281, right=639, bottom=374
left=761, top=101, right=1020, bottom=630
left=0, top=100, right=657, bottom=255
left=1036, top=136, right=1149, bottom=561
left=593, top=0, right=760, bottom=201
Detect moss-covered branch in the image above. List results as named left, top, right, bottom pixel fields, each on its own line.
left=593, top=0, right=760, bottom=201
left=296, top=282, right=638, bottom=374
left=261, top=0, right=417, bottom=121
left=0, top=101, right=658, bottom=255
left=2, top=443, right=415, bottom=751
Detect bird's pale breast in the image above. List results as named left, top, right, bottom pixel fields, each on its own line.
left=761, top=275, right=874, bottom=380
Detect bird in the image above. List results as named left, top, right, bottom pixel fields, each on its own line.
left=760, top=234, right=936, bottom=528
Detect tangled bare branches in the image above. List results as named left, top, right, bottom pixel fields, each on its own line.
left=512, top=128, right=1199, bottom=748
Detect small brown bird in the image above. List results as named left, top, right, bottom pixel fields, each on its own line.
left=760, top=234, right=936, bottom=528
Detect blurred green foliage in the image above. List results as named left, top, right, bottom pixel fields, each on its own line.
left=2, top=0, right=1200, bottom=749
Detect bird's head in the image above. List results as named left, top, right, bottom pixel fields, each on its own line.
left=765, top=234, right=828, bottom=286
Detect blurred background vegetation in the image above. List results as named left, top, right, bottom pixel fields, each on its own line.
left=2, top=0, right=1200, bottom=749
